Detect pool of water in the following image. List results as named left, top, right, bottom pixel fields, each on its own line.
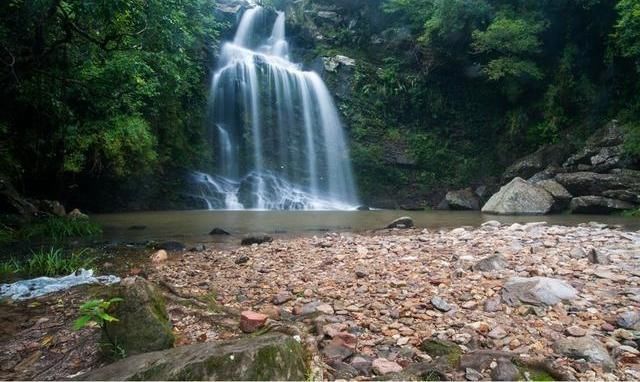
left=92, top=210, right=640, bottom=244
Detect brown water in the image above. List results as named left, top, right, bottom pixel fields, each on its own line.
left=93, top=210, right=640, bottom=244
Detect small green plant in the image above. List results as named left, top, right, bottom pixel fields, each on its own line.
left=74, top=298, right=126, bottom=359
left=74, top=298, right=123, bottom=330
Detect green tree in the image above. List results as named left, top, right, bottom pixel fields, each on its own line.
left=472, top=12, right=546, bottom=81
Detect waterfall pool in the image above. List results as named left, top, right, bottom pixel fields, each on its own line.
left=93, top=210, right=640, bottom=245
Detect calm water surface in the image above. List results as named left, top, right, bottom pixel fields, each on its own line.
left=93, top=210, right=640, bottom=244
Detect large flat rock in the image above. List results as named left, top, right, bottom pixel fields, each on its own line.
left=555, top=170, right=640, bottom=196
left=77, top=333, right=308, bottom=381
left=570, top=196, right=636, bottom=214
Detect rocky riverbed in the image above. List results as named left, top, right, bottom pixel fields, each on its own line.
left=2, top=221, right=640, bottom=380
left=145, top=221, right=640, bottom=380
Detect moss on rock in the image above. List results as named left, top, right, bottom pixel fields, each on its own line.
left=420, top=339, right=462, bottom=367
left=77, top=333, right=309, bottom=381
left=103, top=277, right=174, bottom=356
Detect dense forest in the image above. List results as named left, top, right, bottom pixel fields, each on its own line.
left=1, top=0, right=640, bottom=211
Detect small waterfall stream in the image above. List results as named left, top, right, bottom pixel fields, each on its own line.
left=192, top=6, right=358, bottom=210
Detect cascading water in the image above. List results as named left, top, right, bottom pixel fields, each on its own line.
left=192, top=6, right=359, bottom=210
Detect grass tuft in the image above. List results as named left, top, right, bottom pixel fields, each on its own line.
left=0, top=247, right=95, bottom=280
left=0, top=217, right=102, bottom=245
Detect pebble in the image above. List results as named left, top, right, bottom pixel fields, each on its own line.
left=239, top=311, right=268, bottom=333
left=431, top=296, right=452, bottom=312
left=150, top=249, right=168, bottom=263
left=371, top=358, right=403, bottom=375
left=272, top=291, right=293, bottom=305
left=566, top=326, right=587, bottom=337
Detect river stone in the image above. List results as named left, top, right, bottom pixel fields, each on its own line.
left=490, top=358, right=521, bottom=381
left=472, top=254, right=507, bottom=272
left=157, top=241, right=186, bottom=252
left=150, top=249, right=168, bottom=263
left=272, top=291, right=294, bottom=305
left=587, top=248, right=610, bottom=265
left=617, top=311, right=640, bottom=330
left=386, top=216, right=414, bottom=229
left=569, top=247, right=588, bottom=259
left=569, top=196, right=635, bottom=214
left=420, top=339, right=462, bottom=365
left=68, top=208, right=89, bottom=220
left=209, top=227, right=230, bottom=235
left=372, top=358, right=403, bottom=375
left=104, top=277, right=174, bottom=355
left=553, top=336, right=613, bottom=368
left=482, top=178, right=555, bottom=215
left=77, top=333, right=308, bottom=381
left=502, top=277, right=578, bottom=306
left=241, top=233, right=273, bottom=246
left=445, top=189, right=481, bottom=210
left=431, top=296, right=452, bottom=312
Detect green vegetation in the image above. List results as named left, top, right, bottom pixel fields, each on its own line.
left=0, top=217, right=102, bottom=245
left=0, top=247, right=94, bottom=280
left=74, top=297, right=126, bottom=359
left=311, top=0, right=640, bottom=204
left=0, top=0, right=222, bottom=210
left=2, top=0, right=640, bottom=207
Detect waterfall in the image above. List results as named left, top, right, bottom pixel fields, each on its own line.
left=195, top=6, right=358, bottom=210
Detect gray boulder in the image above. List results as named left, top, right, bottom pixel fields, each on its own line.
left=472, top=254, right=508, bottom=272
left=502, top=277, right=578, bottom=306
left=77, top=333, right=308, bottom=380
left=482, top=178, right=555, bottom=215
left=445, top=189, right=481, bottom=210
left=569, top=196, right=635, bottom=214
left=553, top=336, right=613, bottom=369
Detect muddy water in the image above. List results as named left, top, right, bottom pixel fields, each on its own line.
left=93, top=210, right=640, bottom=245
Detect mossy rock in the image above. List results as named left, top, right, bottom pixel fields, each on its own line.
left=76, top=333, right=308, bottom=381
left=103, top=277, right=174, bottom=356
left=420, top=339, right=462, bottom=367
left=513, top=359, right=569, bottom=381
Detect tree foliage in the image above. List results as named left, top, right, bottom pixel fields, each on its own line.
left=0, top=0, right=221, bottom=207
